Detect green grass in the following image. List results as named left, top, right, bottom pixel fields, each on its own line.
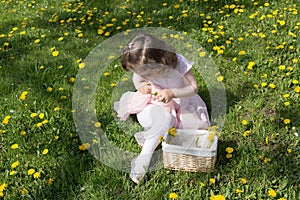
left=0, top=0, right=299, bottom=199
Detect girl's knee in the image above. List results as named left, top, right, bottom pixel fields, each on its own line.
left=149, top=106, right=175, bottom=129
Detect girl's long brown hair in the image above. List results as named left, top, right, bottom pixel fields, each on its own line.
left=121, top=33, right=178, bottom=72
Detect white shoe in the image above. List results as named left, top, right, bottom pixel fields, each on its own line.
left=130, top=158, right=147, bottom=184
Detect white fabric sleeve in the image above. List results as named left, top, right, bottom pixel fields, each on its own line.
left=176, top=54, right=194, bottom=75
left=132, top=73, right=147, bottom=90
left=170, top=85, right=196, bottom=98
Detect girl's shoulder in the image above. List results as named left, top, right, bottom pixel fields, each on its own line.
left=176, top=54, right=194, bottom=75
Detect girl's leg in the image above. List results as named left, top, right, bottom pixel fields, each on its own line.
left=130, top=105, right=175, bottom=183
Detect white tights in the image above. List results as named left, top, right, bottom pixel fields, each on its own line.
left=131, top=105, right=175, bottom=175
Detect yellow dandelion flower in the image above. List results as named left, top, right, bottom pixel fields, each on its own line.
left=47, top=87, right=53, bottom=92
left=11, top=144, right=18, bottom=149
left=11, top=161, right=19, bottom=169
left=30, top=113, right=37, bottom=118
left=235, top=189, right=243, bottom=193
left=79, top=143, right=90, bottom=150
left=210, top=195, right=226, bottom=200
left=269, top=83, right=276, bottom=89
left=226, top=147, right=234, bottom=153
left=52, top=51, right=59, bottom=57
left=108, top=55, right=115, bottom=59
left=69, top=77, right=76, bottom=83
left=103, top=72, right=110, bottom=76
left=292, top=80, right=298, bottom=84
left=168, top=127, right=176, bottom=136
left=241, top=119, right=248, bottom=125
left=209, top=178, right=215, bottom=184
left=0, top=130, right=7, bottom=134
left=261, top=82, right=267, bottom=87
left=78, top=63, right=85, bottom=68
left=207, top=131, right=215, bottom=143
left=238, top=50, right=246, bottom=55
left=283, top=119, right=290, bottom=124
left=39, top=113, right=44, bottom=119
left=294, top=86, right=300, bottom=93
left=226, top=153, right=232, bottom=158
left=21, top=188, right=28, bottom=195
left=283, top=94, right=290, bottom=98
left=268, top=189, right=276, bottom=197
left=36, top=122, right=43, bottom=128
left=94, top=122, right=101, bottom=128
left=34, top=39, right=40, bottom=44
left=98, top=29, right=104, bottom=35
left=199, top=51, right=207, bottom=57
left=200, top=182, right=206, bottom=187
left=9, top=171, right=15, bottom=176
left=47, top=178, right=54, bottom=185
left=54, top=107, right=60, bottom=111
left=243, top=130, right=251, bottom=137
left=159, top=136, right=164, bottom=142
left=42, top=149, right=49, bottom=155
left=247, top=61, right=255, bottom=70
left=28, top=168, right=35, bottom=175
left=2, top=116, right=11, bottom=125
left=33, top=172, right=41, bottom=179
left=217, top=76, right=224, bottom=82
left=19, top=91, right=28, bottom=100
left=0, top=183, right=8, bottom=192
left=169, top=192, right=178, bottom=200
left=241, top=178, right=247, bottom=184
left=277, top=20, right=285, bottom=26
left=278, top=65, right=285, bottom=70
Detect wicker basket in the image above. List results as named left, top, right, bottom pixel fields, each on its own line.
left=162, top=129, right=218, bottom=172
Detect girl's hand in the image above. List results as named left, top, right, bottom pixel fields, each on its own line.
left=137, top=83, right=152, bottom=94
left=155, top=89, right=174, bottom=103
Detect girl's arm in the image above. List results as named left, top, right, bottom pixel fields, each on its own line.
left=170, top=69, right=198, bottom=97
left=155, top=70, right=198, bottom=103
left=133, top=73, right=152, bottom=94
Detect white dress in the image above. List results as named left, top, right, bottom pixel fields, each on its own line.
left=114, top=54, right=210, bottom=130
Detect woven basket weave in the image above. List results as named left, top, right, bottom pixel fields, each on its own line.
left=162, top=129, right=217, bottom=172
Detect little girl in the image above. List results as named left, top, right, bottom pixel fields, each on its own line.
left=114, top=33, right=210, bottom=184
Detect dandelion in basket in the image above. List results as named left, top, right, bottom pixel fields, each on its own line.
left=206, top=126, right=219, bottom=148
left=168, top=127, right=176, bottom=136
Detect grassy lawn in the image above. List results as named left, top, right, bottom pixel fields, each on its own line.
left=0, top=0, right=299, bottom=199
